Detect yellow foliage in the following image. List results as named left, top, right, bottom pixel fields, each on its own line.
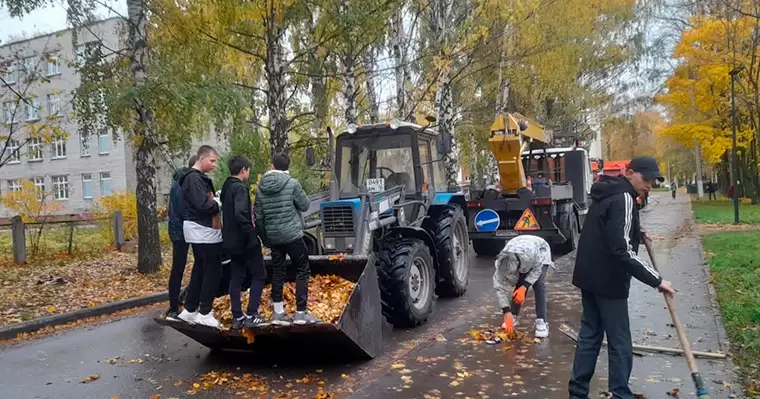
left=96, top=192, right=138, bottom=241
left=0, top=180, right=62, bottom=223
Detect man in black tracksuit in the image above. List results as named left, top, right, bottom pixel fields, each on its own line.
left=177, top=145, right=224, bottom=328
left=221, top=155, right=268, bottom=329
left=569, top=156, right=676, bottom=399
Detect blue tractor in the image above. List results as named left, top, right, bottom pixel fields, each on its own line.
left=317, top=119, right=471, bottom=328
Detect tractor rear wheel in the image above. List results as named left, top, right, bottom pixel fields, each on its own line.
left=378, top=237, right=436, bottom=328
left=472, top=239, right=503, bottom=257
left=424, top=205, right=469, bottom=297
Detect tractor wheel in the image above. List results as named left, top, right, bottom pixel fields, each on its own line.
left=423, top=205, right=469, bottom=297
left=556, top=211, right=579, bottom=255
left=378, top=237, right=436, bottom=328
left=472, top=239, right=504, bottom=257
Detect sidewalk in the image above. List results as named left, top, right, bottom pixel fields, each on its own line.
left=349, top=192, right=741, bottom=398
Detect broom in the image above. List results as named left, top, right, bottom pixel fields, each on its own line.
left=643, top=238, right=710, bottom=398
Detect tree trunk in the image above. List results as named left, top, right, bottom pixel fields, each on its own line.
left=430, top=0, right=458, bottom=189
left=265, top=15, right=289, bottom=157
left=363, top=48, right=380, bottom=121
left=128, top=0, right=162, bottom=274
left=391, top=9, right=408, bottom=120
left=343, top=53, right=358, bottom=124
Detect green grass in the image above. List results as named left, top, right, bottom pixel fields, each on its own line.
left=703, top=231, right=760, bottom=396
left=651, top=187, right=670, bottom=192
left=691, top=199, right=760, bottom=225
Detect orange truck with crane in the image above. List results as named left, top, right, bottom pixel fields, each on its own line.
left=466, top=113, right=594, bottom=256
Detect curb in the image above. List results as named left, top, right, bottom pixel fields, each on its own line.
left=0, top=291, right=168, bottom=340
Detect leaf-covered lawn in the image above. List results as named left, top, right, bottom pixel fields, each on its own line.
left=691, top=199, right=760, bottom=225
left=703, top=231, right=760, bottom=396
left=0, top=249, right=190, bottom=327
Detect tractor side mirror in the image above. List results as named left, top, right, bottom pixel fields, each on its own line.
left=305, top=147, right=316, bottom=167
left=437, top=132, right=452, bottom=155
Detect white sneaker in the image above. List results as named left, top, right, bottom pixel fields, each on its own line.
left=514, top=316, right=519, bottom=327
left=194, top=311, right=221, bottom=328
left=178, top=309, right=198, bottom=324
left=534, top=318, right=549, bottom=338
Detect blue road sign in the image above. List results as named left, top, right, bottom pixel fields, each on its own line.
left=474, top=209, right=501, bottom=232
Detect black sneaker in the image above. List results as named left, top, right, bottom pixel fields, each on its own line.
left=165, top=310, right=180, bottom=321
left=243, top=315, right=270, bottom=328
left=231, top=316, right=248, bottom=329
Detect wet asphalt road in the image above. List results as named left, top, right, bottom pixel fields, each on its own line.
left=0, top=193, right=741, bottom=399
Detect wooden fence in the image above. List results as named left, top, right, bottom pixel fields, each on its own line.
left=8, top=211, right=126, bottom=265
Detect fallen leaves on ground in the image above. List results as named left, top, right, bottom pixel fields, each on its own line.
left=0, top=248, right=188, bottom=327
left=185, top=371, right=336, bottom=398
left=467, top=325, right=530, bottom=344
left=212, top=275, right=355, bottom=327
left=80, top=375, right=100, bottom=384
left=666, top=388, right=680, bottom=397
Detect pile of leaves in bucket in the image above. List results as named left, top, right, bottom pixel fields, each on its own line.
left=213, top=275, right=356, bottom=327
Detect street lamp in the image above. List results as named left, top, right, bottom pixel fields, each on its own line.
left=729, top=64, right=745, bottom=225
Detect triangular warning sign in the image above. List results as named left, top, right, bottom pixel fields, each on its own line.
left=514, top=208, right=541, bottom=231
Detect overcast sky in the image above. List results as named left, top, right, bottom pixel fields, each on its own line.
left=0, top=1, right=126, bottom=43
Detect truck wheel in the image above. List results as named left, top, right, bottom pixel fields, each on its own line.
left=472, top=239, right=503, bottom=257
left=423, top=205, right=469, bottom=297
left=556, top=212, right=579, bottom=255
left=378, top=237, right=436, bottom=328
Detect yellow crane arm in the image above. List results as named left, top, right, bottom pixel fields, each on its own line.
left=487, top=113, right=551, bottom=194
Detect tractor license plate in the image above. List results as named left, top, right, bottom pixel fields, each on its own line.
left=495, top=230, right=518, bottom=237
left=366, top=178, right=385, bottom=193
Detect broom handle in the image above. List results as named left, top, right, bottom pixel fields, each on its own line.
left=643, top=239, right=699, bottom=373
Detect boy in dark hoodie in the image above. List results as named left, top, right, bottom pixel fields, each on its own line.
left=221, top=155, right=268, bottom=328
left=569, top=156, right=676, bottom=399
left=254, top=152, right=318, bottom=325
left=165, top=155, right=198, bottom=321
left=177, top=145, right=224, bottom=328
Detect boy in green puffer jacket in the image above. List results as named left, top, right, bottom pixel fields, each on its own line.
left=253, top=152, right=319, bottom=325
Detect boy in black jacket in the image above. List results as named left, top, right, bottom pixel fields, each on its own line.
left=177, top=145, right=224, bottom=328
left=165, top=155, right=197, bottom=321
left=221, top=156, right=268, bottom=329
left=569, top=156, right=676, bottom=399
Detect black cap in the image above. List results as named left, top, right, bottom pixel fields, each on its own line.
left=628, top=156, right=664, bottom=182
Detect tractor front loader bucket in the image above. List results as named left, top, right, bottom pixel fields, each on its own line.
left=155, top=254, right=383, bottom=360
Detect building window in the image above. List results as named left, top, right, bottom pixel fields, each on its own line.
left=3, top=101, right=17, bottom=123
left=98, top=130, right=110, bottom=154
left=2, top=62, right=17, bottom=84
left=28, top=137, right=43, bottom=161
left=8, top=179, right=21, bottom=192
left=76, top=42, right=100, bottom=67
left=80, top=134, right=91, bottom=157
left=100, top=172, right=112, bottom=195
left=25, top=98, right=40, bottom=121
left=5, top=139, right=20, bottom=163
left=23, top=57, right=35, bottom=77
left=52, top=175, right=69, bottom=200
left=52, top=135, right=66, bottom=158
left=31, top=176, right=45, bottom=201
left=82, top=173, right=93, bottom=199
left=46, top=54, right=60, bottom=76
left=47, top=93, right=61, bottom=116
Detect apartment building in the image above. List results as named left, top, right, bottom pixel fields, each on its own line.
left=0, top=18, right=226, bottom=217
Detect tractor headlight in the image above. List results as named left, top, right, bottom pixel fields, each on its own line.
left=390, top=119, right=400, bottom=130
left=347, top=123, right=357, bottom=134
left=325, top=238, right=336, bottom=249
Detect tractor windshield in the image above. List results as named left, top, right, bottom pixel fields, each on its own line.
left=338, top=134, right=416, bottom=194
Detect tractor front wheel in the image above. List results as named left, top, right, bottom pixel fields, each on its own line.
left=424, top=205, right=469, bottom=297
left=378, top=238, right=436, bottom=328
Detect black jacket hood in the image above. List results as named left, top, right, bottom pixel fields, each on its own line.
left=178, top=168, right=206, bottom=186
left=173, top=167, right=191, bottom=182
left=221, top=176, right=246, bottom=201
left=591, top=175, right=637, bottom=202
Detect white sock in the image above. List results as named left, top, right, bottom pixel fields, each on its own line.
left=273, top=302, right=284, bottom=314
